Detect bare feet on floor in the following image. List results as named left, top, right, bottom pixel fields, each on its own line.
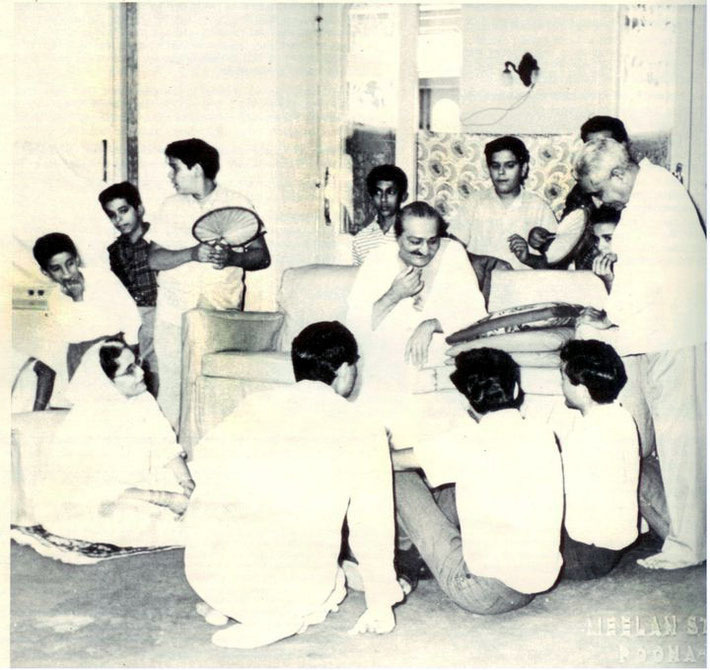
left=211, top=620, right=302, bottom=649
left=637, top=552, right=700, bottom=570
left=195, top=601, right=229, bottom=626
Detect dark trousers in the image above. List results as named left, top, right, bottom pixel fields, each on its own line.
left=560, top=528, right=622, bottom=581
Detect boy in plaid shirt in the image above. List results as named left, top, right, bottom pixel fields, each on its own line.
left=99, top=181, right=159, bottom=396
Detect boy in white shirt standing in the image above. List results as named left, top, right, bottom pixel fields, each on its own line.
left=556, top=339, right=640, bottom=580
left=391, top=348, right=564, bottom=614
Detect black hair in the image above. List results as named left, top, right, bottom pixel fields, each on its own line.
left=98, top=337, right=129, bottom=381
left=98, top=181, right=143, bottom=211
left=366, top=165, right=408, bottom=197
left=291, top=321, right=358, bottom=385
left=560, top=339, right=627, bottom=404
left=165, top=138, right=220, bottom=180
left=394, top=201, right=448, bottom=238
left=580, top=116, right=629, bottom=144
left=484, top=136, right=530, bottom=167
left=589, top=205, right=621, bottom=226
left=449, top=348, right=523, bottom=415
left=32, top=232, right=79, bottom=271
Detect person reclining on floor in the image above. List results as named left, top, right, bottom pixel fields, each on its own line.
left=22, top=232, right=142, bottom=406
left=352, top=164, right=409, bottom=265
left=35, top=337, right=193, bottom=548
left=448, top=135, right=557, bottom=270
left=554, top=339, right=640, bottom=580
left=390, top=347, right=564, bottom=614
left=183, top=321, right=403, bottom=649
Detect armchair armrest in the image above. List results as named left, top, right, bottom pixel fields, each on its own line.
left=179, top=308, right=284, bottom=452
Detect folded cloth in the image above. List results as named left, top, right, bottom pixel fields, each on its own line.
left=446, top=327, right=575, bottom=357
left=446, top=303, right=583, bottom=344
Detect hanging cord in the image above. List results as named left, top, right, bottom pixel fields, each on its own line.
left=461, top=83, right=536, bottom=128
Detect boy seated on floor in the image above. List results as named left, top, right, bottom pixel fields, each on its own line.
left=352, top=164, right=409, bottom=265
left=390, top=348, right=564, bottom=614
left=183, top=321, right=403, bottom=649
left=449, top=135, right=557, bottom=270
left=99, top=181, right=160, bottom=396
left=554, top=339, right=640, bottom=580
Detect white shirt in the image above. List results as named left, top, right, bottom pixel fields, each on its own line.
left=552, top=402, right=639, bottom=550
left=184, top=380, right=402, bottom=625
left=603, top=159, right=706, bottom=355
left=449, top=188, right=558, bottom=269
left=352, top=217, right=397, bottom=265
left=152, top=185, right=256, bottom=324
left=416, top=408, right=564, bottom=594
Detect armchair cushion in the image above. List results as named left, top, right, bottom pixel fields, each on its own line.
left=277, top=264, right=359, bottom=351
left=202, top=351, right=294, bottom=384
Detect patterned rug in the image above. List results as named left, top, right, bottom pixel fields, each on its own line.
left=10, top=525, right=179, bottom=565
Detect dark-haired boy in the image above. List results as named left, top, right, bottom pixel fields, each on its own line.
left=149, top=138, right=271, bottom=429
left=391, top=348, right=563, bottom=614
left=449, top=135, right=557, bottom=269
left=184, top=321, right=402, bottom=648
left=26, top=232, right=141, bottom=399
left=99, top=181, right=159, bottom=395
left=352, top=165, right=409, bottom=265
left=555, top=339, right=640, bottom=580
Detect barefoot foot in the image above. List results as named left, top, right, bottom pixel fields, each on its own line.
left=196, top=601, right=229, bottom=626
left=211, top=620, right=302, bottom=649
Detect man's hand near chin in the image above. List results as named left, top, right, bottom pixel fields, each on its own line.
left=347, top=606, right=396, bottom=636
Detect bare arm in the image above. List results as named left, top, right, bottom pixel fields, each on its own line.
left=119, top=487, right=189, bottom=515
left=148, top=241, right=216, bottom=271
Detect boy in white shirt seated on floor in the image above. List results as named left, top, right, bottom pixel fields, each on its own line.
left=184, top=321, right=403, bottom=649
left=391, top=348, right=564, bottom=614
left=555, top=339, right=640, bottom=580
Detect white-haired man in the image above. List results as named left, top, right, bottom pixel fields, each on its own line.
left=574, top=137, right=705, bottom=570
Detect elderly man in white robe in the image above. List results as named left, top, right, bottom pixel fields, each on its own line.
left=574, top=137, right=706, bottom=571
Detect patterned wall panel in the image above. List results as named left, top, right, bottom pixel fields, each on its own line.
left=416, top=131, right=671, bottom=223
left=417, top=131, right=582, bottom=222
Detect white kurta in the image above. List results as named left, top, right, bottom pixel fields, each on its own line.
left=152, top=184, right=256, bottom=429
left=184, top=380, right=402, bottom=628
left=415, top=408, right=564, bottom=594
left=36, top=341, right=185, bottom=547
left=448, top=188, right=558, bottom=269
left=346, top=238, right=486, bottom=442
left=581, top=160, right=706, bottom=566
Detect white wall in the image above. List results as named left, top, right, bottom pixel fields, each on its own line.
left=137, top=3, right=322, bottom=310
left=459, top=4, right=618, bottom=135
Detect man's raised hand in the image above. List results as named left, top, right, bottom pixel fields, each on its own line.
left=389, top=266, right=424, bottom=302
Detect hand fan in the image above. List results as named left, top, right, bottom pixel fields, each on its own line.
left=192, top=207, right=264, bottom=247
